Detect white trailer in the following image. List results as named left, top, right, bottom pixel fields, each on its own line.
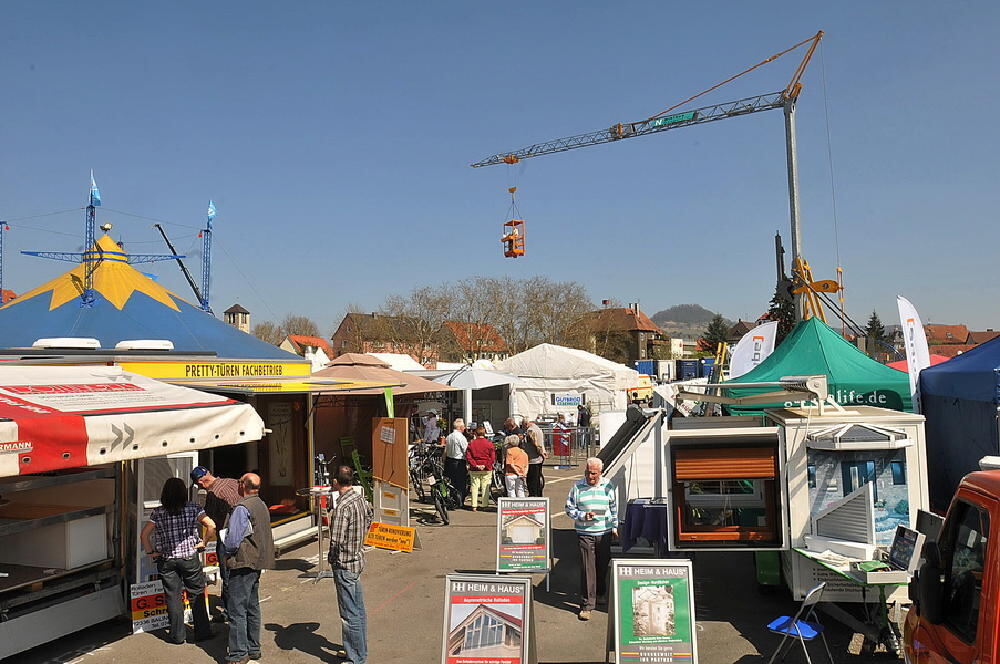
left=599, top=376, right=929, bottom=602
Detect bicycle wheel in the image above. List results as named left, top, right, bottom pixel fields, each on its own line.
left=434, top=490, right=450, bottom=525
left=410, top=469, right=425, bottom=502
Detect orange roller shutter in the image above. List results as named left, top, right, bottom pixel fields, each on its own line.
left=673, top=446, right=777, bottom=480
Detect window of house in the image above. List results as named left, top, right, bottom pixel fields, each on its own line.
left=890, top=460, right=906, bottom=485
left=807, top=464, right=816, bottom=489
left=941, top=500, right=990, bottom=643
left=842, top=460, right=877, bottom=499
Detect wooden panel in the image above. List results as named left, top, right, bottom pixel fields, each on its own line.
left=673, top=446, right=777, bottom=480
left=371, top=417, right=409, bottom=489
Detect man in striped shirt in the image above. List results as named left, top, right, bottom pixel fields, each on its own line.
left=565, top=457, right=618, bottom=621
left=329, top=465, right=374, bottom=664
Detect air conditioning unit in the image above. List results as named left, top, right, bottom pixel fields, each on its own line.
left=32, top=338, right=101, bottom=350
left=114, top=340, right=175, bottom=351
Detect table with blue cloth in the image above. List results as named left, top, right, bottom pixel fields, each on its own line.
left=620, top=498, right=671, bottom=556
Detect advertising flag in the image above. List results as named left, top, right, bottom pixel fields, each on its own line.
left=728, top=321, right=778, bottom=379
left=89, top=170, right=102, bottom=207
left=897, top=295, right=930, bottom=413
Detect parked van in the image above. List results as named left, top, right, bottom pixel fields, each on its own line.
left=628, top=375, right=653, bottom=403
left=904, top=461, right=999, bottom=664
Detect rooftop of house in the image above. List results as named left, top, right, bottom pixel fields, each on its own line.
left=442, top=321, right=508, bottom=352
left=968, top=330, right=1000, bottom=345
left=224, top=303, right=250, bottom=315
left=282, top=334, right=333, bottom=357
left=924, top=323, right=970, bottom=344
left=580, top=307, right=661, bottom=333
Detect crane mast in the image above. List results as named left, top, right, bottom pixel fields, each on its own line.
left=472, top=31, right=823, bottom=317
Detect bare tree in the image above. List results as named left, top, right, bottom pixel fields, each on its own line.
left=251, top=321, right=283, bottom=345
left=381, top=285, right=456, bottom=365
left=280, top=314, right=320, bottom=337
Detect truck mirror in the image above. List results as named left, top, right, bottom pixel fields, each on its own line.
left=915, top=541, right=946, bottom=624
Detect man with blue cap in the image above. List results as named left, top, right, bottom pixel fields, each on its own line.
left=192, top=466, right=241, bottom=622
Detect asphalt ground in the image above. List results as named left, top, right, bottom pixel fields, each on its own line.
left=16, top=466, right=897, bottom=664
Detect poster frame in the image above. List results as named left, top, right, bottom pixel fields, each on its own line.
left=495, top=497, right=551, bottom=574
left=440, top=573, right=536, bottom=664
left=608, top=558, right=698, bottom=664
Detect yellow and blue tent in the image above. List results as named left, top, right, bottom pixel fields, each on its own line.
left=0, top=235, right=297, bottom=360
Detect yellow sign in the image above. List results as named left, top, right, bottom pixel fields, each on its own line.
left=364, top=522, right=416, bottom=553
left=120, top=360, right=311, bottom=380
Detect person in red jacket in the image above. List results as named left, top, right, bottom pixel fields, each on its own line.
left=465, top=426, right=497, bottom=512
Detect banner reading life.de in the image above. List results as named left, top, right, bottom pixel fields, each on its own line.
left=441, top=574, right=536, bottom=664
left=610, top=559, right=698, bottom=664
left=496, top=498, right=550, bottom=573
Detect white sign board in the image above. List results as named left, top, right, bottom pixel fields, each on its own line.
left=130, top=580, right=169, bottom=634
left=380, top=425, right=396, bottom=445
left=375, top=479, right=409, bottom=528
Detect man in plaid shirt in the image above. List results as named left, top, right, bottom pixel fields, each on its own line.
left=328, top=465, right=373, bottom=664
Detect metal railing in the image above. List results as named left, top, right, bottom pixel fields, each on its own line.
left=535, top=425, right=597, bottom=468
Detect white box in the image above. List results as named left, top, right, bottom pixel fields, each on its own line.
left=0, top=514, right=108, bottom=569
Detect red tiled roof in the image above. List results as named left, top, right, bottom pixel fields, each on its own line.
left=582, top=308, right=661, bottom=333
left=285, top=334, right=333, bottom=357
left=442, top=321, right=507, bottom=352
left=924, top=324, right=969, bottom=344
left=968, top=330, right=1000, bottom=345
left=929, top=344, right=976, bottom=358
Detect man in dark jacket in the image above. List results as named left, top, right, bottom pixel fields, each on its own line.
left=223, top=473, right=275, bottom=664
left=191, top=466, right=241, bottom=621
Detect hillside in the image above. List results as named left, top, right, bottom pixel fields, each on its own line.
left=652, top=304, right=733, bottom=339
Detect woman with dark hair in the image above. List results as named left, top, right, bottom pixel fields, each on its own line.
left=140, top=476, right=216, bottom=644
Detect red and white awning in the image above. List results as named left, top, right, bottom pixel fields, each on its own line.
left=0, top=366, right=266, bottom=478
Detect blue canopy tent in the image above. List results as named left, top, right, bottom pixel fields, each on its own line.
left=920, top=336, right=1000, bottom=511
left=0, top=234, right=297, bottom=361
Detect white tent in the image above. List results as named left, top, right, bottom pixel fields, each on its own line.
left=369, top=352, right=426, bottom=372
left=495, top=343, right=640, bottom=418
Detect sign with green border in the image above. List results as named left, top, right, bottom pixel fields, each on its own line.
left=609, top=559, right=698, bottom=664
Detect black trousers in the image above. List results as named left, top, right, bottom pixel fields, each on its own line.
left=577, top=531, right=612, bottom=611
left=157, top=556, right=210, bottom=643
left=444, top=457, right=467, bottom=504
left=527, top=462, right=544, bottom=497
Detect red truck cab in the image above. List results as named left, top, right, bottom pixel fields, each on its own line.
left=904, top=470, right=1000, bottom=664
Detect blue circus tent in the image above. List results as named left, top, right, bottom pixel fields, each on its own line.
left=0, top=234, right=297, bottom=361
left=920, top=336, right=1000, bottom=510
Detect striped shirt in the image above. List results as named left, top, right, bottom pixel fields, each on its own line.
left=565, top=478, right=618, bottom=535
left=328, top=489, right=374, bottom=573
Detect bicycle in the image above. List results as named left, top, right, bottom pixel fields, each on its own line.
left=409, top=442, right=459, bottom=524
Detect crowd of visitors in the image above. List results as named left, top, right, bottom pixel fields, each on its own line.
left=137, top=408, right=599, bottom=664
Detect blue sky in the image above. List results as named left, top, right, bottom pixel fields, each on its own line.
left=1, top=2, right=997, bottom=334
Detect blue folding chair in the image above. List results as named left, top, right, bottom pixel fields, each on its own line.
left=766, top=582, right=834, bottom=664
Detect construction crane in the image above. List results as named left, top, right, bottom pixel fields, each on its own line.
left=472, top=31, right=824, bottom=317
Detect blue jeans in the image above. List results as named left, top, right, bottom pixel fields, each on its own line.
left=216, top=540, right=230, bottom=614
left=157, top=556, right=210, bottom=643
left=334, top=569, right=367, bottom=664
left=226, top=568, right=261, bottom=661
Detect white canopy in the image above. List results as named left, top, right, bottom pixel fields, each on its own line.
left=369, top=353, right=426, bottom=372
left=432, top=368, right=521, bottom=390
left=495, top=343, right=640, bottom=417
left=0, top=365, right=266, bottom=478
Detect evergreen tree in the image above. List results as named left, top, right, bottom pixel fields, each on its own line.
left=767, top=277, right=796, bottom=344
left=703, top=314, right=730, bottom=348
left=865, top=310, right=887, bottom=346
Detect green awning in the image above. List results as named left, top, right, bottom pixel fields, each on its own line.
left=723, top=318, right=912, bottom=415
